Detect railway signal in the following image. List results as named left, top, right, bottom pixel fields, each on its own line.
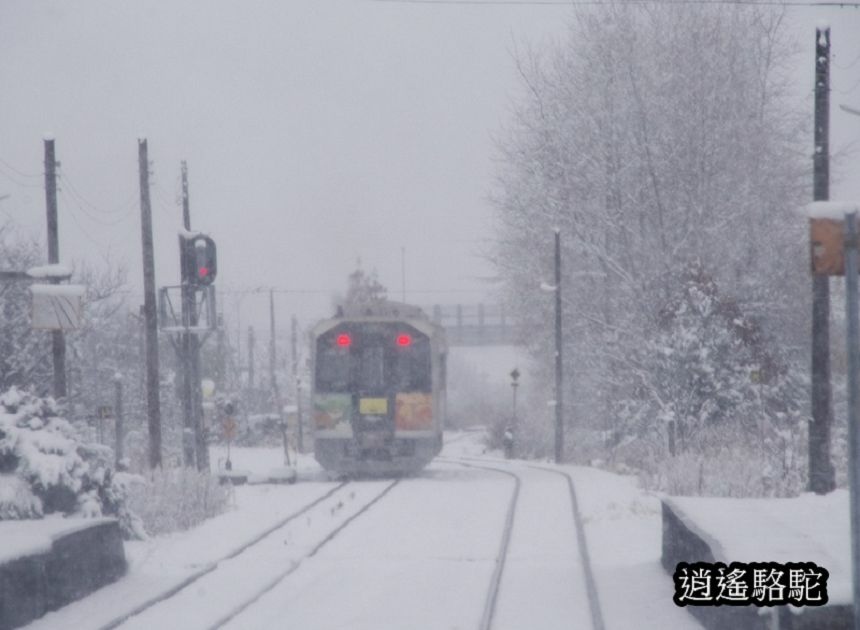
left=187, top=235, right=217, bottom=286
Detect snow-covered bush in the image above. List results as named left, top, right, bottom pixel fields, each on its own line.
left=0, top=386, right=145, bottom=538
left=125, top=466, right=229, bottom=536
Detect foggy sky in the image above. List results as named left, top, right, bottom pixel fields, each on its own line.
left=1, top=0, right=860, bottom=333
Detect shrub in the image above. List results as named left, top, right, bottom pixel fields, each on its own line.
left=0, top=386, right=145, bottom=539
left=124, top=466, right=230, bottom=536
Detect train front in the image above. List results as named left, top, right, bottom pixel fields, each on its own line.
left=311, top=318, right=444, bottom=476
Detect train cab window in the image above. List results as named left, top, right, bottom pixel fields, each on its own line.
left=391, top=337, right=431, bottom=392
left=316, top=345, right=352, bottom=392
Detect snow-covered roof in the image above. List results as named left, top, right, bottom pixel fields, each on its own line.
left=799, top=201, right=860, bottom=219
left=26, top=264, right=72, bottom=279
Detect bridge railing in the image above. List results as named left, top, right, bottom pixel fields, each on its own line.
left=423, top=304, right=520, bottom=346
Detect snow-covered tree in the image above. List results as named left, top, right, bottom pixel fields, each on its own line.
left=343, top=265, right=387, bottom=307
left=0, top=226, right=52, bottom=394
left=491, top=3, right=809, bottom=491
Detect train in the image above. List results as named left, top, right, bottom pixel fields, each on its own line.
left=310, top=301, right=447, bottom=476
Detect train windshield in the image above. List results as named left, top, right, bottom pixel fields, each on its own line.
left=315, top=324, right=431, bottom=394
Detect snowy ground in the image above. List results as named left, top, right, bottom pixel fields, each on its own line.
left=19, top=430, right=707, bottom=630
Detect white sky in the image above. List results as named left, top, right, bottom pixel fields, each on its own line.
left=1, top=1, right=860, bottom=332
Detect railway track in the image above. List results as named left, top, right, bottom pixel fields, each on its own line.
left=441, top=456, right=605, bottom=630
left=107, top=479, right=399, bottom=630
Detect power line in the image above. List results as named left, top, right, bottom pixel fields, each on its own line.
left=0, top=157, right=40, bottom=179
left=60, top=171, right=136, bottom=217
left=0, top=163, right=43, bottom=189
left=370, top=0, right=860, bottom=6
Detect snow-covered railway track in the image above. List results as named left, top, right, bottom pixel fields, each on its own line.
left=109, top=479, right=399, bottom=630
left=442, top=456, right=605, bottom=630
left=526, top=463, right=606, bottom=630
left=448, top=460, right=521, bottom=630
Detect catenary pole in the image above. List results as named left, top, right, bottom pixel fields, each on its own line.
left=44, top=138, right=66, bottom=398
left=810, top=26, right=836, bottom=494
left=138, top=138, right=162, bottom=469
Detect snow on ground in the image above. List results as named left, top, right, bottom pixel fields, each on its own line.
left=666, top=491, right=851, bottom=608
left=11, top=429, right=852, bottom=630
left=569, top=465, right=702, bottom=629
left=222, top=462, right=514, bottom=630
left=25, top=457, right=341, bottom=630
left=443, top=430, right=701, bottom=629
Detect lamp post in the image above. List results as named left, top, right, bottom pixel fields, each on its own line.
left=510, top=368, right=520, bottom=457
left=554, top=229, right=563, bottom=464
left=510, top=367, right=520, bottom=422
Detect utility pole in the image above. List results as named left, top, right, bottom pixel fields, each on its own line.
left=810, top=26, right=836, bottom=494
left=270, top=290, right=290, bottom=465
left=291, top=314, right=303, bottom=452
left=43, top=138, right=66, bottom=399
left=401, top=246, right=406, bottom=303
left=248, top=326, right=256, bottom=390
left=554, top=229, right=564, bottom=464
left=269, top=290, right=277, bottom=392
left=138, top=138, right=162, bottom=469
left=114, top=373, right=124, bottom=469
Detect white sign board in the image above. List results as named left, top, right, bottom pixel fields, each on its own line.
left=30, top=284, right=85, bottom=330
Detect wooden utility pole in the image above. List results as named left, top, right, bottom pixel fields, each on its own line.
left=248, top=326, right=256, bottom=389
left=291, top=314, right=303, bottom=452
left=138, top=138, right=162, bottom=469
left=810, top=26, right=836, bottom=494
left=43, top=138, right=66, bottom=398
left=269, top=289, right=277, bottom=392
left=270, top=290, right=290, bottom=465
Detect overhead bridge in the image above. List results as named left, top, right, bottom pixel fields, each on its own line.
left=424, top=304, right=521, bottom=347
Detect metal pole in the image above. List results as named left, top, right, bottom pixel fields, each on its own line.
left=114, top=374, right=124, bottom=469
left=842, top=211, right=860, bottom=630
left=554, top=229, right=564, bottom=464
left=138, top=138, right=162, bottom=469
left=44, top=138, right=66, bottom=399
left=181, top=162, right=208, bottom=471
left=810, top=25, right=836, bottom=494
left=179, top=163, right=196, bottom=467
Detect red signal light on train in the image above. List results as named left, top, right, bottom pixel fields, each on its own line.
left=336, top=333, right=352, bottom=347
left=396, top=334, right=412, bottom=347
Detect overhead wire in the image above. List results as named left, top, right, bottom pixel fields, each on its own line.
left=369, top=0, right=860, bottom=6
left=0, top=162, right=43, bottom=189
left=58, top=178, right=136, bottom=228
left=0, top=157, right=40, bottom=180
left=60, top=171, right=136, bottom=217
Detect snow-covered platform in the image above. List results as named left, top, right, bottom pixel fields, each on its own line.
left=662, top=492, right=852, bottom=629
left=0, top=517, right=126, bottom=630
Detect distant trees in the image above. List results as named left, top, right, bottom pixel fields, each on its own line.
left=492, top=3, right=809, bottom=494
left=344, top=266, right=387, bottom=307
